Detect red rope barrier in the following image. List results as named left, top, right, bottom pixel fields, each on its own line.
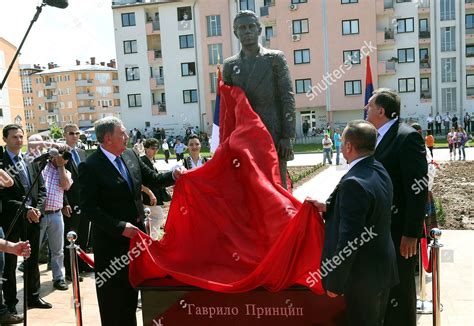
left=77, top=248, right=94, bottom=269
left=421, top=223, right=432, bottom=273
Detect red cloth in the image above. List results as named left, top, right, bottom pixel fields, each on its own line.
left=129, top=84, right=325, bottom=294
left=421, top=223, right=432, bottom=273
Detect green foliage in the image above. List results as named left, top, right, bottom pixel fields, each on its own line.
left=289, top=163, right=324, bottom=184
left=435, top=198, right=445, bottom=226
left=49, top=124, right=63, bottom=139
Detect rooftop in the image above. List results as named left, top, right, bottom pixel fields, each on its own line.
left=36, top=64, right=117, bottom=75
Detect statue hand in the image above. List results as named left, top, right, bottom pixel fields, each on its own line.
left=277, top=138, right=294, bottom=161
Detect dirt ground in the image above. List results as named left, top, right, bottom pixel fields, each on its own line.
left=432, top=161, right=474, bottom=230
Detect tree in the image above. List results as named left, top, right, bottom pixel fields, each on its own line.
left=50, top=124, right=62, bottom=139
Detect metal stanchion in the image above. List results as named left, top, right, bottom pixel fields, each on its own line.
left=144, top=207, right=151, bottom=235
left=67, top=231, right=83, bottom=326
left=430, top=228, right=443, bottom=326
left=417, top=241, right=433, bottom=314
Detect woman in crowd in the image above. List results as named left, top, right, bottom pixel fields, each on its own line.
left=183, top=135, right=207, bottom=170
left=457, top=127, right=468, bottom=161
left=447, top=127, right=457, bottom=161
left=425, top=130, right=434, bottom=158
left=140, top=138, right=171, bottom=240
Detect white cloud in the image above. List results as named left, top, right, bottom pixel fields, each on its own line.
left=0, top=0, right=115, bottom=66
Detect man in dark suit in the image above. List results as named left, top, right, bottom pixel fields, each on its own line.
left=61, top=123, right=92, bottom=279
left=78, top=117, right=183, bottom=325
left=1, top=124, right=52, bottom=312
left=366, top=88, right=428, bottom=326
left=223, top=10, right=296, bottom=189
left=308, top=120, right=398, bottom=325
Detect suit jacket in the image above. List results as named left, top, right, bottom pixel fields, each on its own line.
left=64, top=148, right=86, bottom=208
left=322, top=156, right=398, bottom=295
left=78, top=148, right=174, bottom=280
left=374, top=121, right=428, bottom=240
left=222, top=45, right=296, bottom=150
left=0, top=151, right=46, bottom=235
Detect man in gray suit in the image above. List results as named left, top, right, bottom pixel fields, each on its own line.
left=223, top=10, right=296, bottom=189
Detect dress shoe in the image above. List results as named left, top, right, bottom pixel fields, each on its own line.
left=53, top=279, right=68, bottom=291
left=0, top=311, right=24, bottom=324
left=7, top=305, right=18, bottom=314
left=28, top=298, right=53, bottom=309
left=17, top=261, right=25, bottom=272
left=66, top=275, right=83, bottom=282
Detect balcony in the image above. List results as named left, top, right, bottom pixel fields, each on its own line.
left=78, top=106, right=95, bottom=113
left=45, top=95, right=58, bottom=103
left=418, top=0, right=430, bottom=13
left=150, top=77, right=165, bottom=90
left=467, top=28, right=474, bottom=42
left=75, top=79, right=93, bottom=86
left=467, top=87, right=474, bottom=97
left=77, top=92, right=94, bottom=100
left=378, top=61, right=396, bottom=75
left=44, top=82, right=57, bottom=89
left=376, top=0, right=394, bottom=15
left=420, top=62, right=431, bottom=74
left=112, top=79, right=119, bottom=86
left=420, top=92, right=432, bottom=102
left=112, top=0, right=160, bottom=7
left=467, top=0, right=474, bottom=10
left=147, top=49, right=163, bottom=63
left=146, top=20, right=160, bottom=35
left=47, top=108, right=59, bottom=114
left=78, top=120, right=93, bottom=127
left=377, top=29, right=395, bottom=46
left=151, top=103, right=166, bottom=116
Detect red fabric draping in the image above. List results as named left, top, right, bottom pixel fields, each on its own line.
left=129, top=84, right=325, bottom=294
left=421, top=223, right=432, bottom=273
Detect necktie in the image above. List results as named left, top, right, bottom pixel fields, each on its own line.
left=14, top=155, right=30, bottom=190
left=71, top=149, right=81, bottom=166
left=114, top=156, right=133, bottom=190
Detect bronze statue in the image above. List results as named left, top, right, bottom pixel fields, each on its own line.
left=223, top=10, right=296, bottom=189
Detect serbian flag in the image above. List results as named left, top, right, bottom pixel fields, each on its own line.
left=364, top=56, right=374, bottom=120
left=210, top=66, right=222, bottom=153
left=129, top=83, right=326, bottom=294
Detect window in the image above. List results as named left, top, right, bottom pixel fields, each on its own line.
left=210, top=72, right=217, bottom=93
left=123, top=40, right=137, bottom=54
left=467, top=14, right=474, bottom=30
left=208, top=44, right=223, bottom=65
left=342, top=19, right=359, bottom=35
left=293, top=19, right=309, bottom=34
left=341, top=0, right=357, bottom=3
left=343, top=50, right=360, bottom=64
left=441, top=27, right=455, bottom=52
left=294, top=49, right=310, bottom=64
left=121, top=13, right=136, bottom=27
left=181, top=62, right=196, bottom=76
left=183, top=89, right=198, bottom=103
left=467, top=75, right=474, bottom=91
left=398, top=48, right=415, bottom=63
left=207, top=15, right=221, bottom=37
left=0, top=108, right=3, bottom=117
left=128, top=94, right=142, bottom=107
left=177, top=7, right=192, bottom=21
left=420, top=48, right=430, bottom=67
left=265, top=26, right=273, bottom=41
left=295, top=79, right=312, bottom=94
left=421, top=78, right=430, bottom=92
left=239, top=0, right=255, bottom=11
left=179, top=35, right=194, bottom=49
left=292, top=0, right=308, bottom=3
left=398, top=78, right=416, bottom=93
left=441, top=58, right=456, bottom=83
left=344, top=80, right=362, bottom=95
left=440, top=0, right=455, bottom=21
left=396, top=18, right=414, bottom=33
left=467, top=45, right=474, bottom=58
left=125, top=67, right=140, bottom=81
left=419, top=19, right=429, bottom=32
left=441, top=88, right=456, bottom=112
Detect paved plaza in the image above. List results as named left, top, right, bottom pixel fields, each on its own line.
left=12, top=150, right=474, bottom=325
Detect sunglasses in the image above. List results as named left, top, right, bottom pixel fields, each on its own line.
left=68, top=132, right=80, bottom=136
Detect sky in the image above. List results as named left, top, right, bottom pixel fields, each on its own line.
left=0, top=0, right=116, bottom=67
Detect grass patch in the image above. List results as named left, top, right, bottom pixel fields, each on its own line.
left=288, top=163, right=325, bottom=185
left=435, top=198, right=446, bottom=226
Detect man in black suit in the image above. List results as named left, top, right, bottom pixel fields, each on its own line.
left=1, top=124, right=52, bottom=312
left=78, top=117, right=183, bottom=325
left=61, top=123, right=92, bottom=279
left=366, top=88, right=428, bottom=326
left=308, top=120, right=398, bottom=325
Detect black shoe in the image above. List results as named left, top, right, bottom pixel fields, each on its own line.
left=66, top=275, right=84, bottom=282
left=28, top=298, right=53, bottom=309
left=18, top=261, right=24, bottom=272
left=7, top=306, right=18, bottom=314
left=53, top=279, right=68, bottom=291
left=0, top=311, right=24, bottom=324
left=79, top=266, right=94, bottom=273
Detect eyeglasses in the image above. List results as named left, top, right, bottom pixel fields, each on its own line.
left=68, top=132, right=80, bottom=136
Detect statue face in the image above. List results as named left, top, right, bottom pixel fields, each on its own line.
left=234, top=16, right=261, bottom=46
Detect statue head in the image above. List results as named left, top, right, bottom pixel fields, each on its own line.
left=233, top=10, right=262, bottom=47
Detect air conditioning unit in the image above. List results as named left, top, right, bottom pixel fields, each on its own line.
left=292, top=34, right=301, bottom=42
left=289, top=3, right=298, bottom=11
